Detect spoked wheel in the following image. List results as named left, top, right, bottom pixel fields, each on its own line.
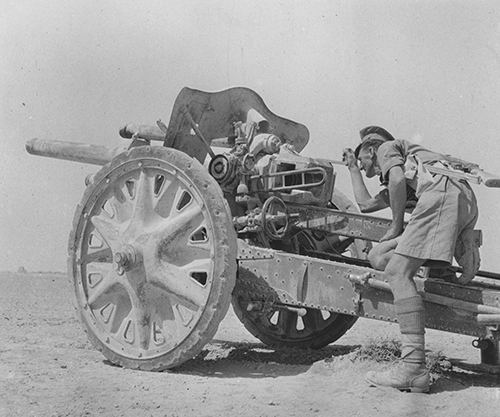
left=232, top=191, right=368, bottom=349
left=68, top=146, right=236, bottom=370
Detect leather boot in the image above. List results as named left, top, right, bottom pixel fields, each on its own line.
left=366, top=296, right=430, bottom=393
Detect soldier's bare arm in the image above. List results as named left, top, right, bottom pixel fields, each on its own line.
left=381, top=165, right=406, bottom=242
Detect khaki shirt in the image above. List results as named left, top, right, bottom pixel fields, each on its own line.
left=377, top=139, right=444, bottom=197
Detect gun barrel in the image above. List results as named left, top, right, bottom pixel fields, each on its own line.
left=26, top=138, right=125, bottom=166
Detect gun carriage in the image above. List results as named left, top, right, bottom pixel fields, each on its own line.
left=26, top=87, right=500, bottom=372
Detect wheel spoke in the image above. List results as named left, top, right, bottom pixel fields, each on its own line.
left=86, top=268, right=120, bottom=306
left=150, top=265, right=208, bottom=310
left=302, top=309, right=322, bottom=332
left=159, top=304, right=187, bottom=342
left=109, top=188, right=133, bottom=223
left=154, top=177, right=178, bottom=217
left=132, top=304, right=151, bottom=350
left=152, top=203, right=203, bottom=243
left=131, top=170, right=155, bottom=225
left=111, top=276, right=152, bottom=350
left=106, top=302, right=129, bottom=334
left=82, top=247, right=113, bottom=264
left=186, top=240, right=212, bottom=255
left=149, top=294, right=192, bottom=347
left=90, top=215, right=121, bottom=251
left=180, top=258, right=212, bottom=274
left=152, top=296, right=175, bottom=323
left=276, top=310, right=297, bottom=335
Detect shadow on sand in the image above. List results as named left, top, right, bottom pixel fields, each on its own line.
left=430, top=359, right=500, bottom=393
left=101, top=340, right=500, bottom=390
left=170, top=340, right=360, bottom=378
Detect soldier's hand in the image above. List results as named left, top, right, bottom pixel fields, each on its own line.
left=342, top=148, right=358, bottom=170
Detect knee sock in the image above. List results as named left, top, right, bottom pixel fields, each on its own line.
left=394, top=296, right=426, bottom=366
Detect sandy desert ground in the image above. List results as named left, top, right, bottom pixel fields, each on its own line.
left=0, top=271, right=499, bottom=417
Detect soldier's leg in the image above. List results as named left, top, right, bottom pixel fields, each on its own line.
left=367, top=237, right=400, bottom=271
left=366, top=253, right=430, bottom=393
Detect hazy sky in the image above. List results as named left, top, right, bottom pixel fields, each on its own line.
left=1, top=0, right=500, bottom=272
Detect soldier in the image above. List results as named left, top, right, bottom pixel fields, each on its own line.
left=343, top=126, right=480, bottom=393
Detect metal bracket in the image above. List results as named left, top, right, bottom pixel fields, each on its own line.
left=453, top=328, right=500, bottom=374
left=348, top=272, right=372, bottom=315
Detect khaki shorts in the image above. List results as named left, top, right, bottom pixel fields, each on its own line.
left=395, top=175, right=478, bottom=263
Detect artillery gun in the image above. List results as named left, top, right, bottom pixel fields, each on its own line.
left=26, top=87, right=500, bottom=372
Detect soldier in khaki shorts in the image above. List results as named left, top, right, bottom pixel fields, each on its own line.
left=343, top=126, right=480, bottom=393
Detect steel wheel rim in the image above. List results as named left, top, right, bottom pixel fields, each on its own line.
left=73, top=156, right=217, bottom=360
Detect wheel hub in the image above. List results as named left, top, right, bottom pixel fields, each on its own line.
left=113, top=244, right=141, bottom=275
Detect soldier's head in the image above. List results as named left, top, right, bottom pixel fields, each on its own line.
left=355, top=126, right=395, bottom=178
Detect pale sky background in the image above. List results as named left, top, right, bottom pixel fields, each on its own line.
left=1, top=0, right=500, bottom=272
